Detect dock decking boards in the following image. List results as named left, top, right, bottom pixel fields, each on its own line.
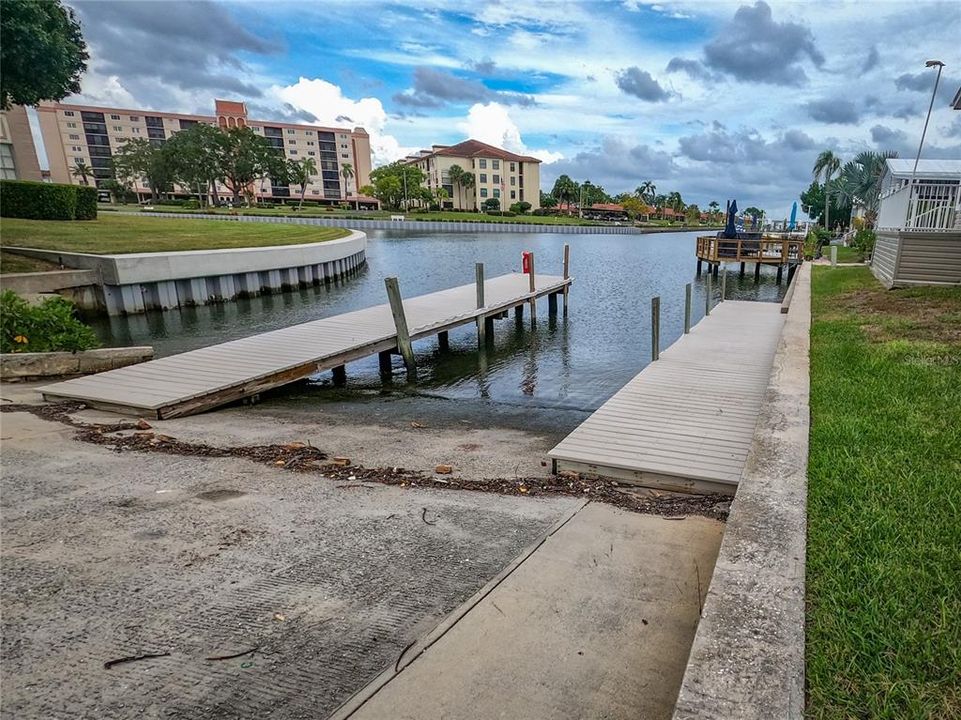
left=41, top=273, right=571, bottom=418
left=548, top=300, right=785, bottom=494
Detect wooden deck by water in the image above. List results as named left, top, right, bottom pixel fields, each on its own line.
left=548, top=300, right=785, bottom=494
left=41, top=273, right=571, bottom=418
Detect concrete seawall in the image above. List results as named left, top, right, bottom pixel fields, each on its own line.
left=130, top=210, right=665, bottom=235
left=5, top=230, right=367, bottom=315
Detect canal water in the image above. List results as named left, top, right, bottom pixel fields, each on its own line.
left=89, top=230, right=786, bottom=415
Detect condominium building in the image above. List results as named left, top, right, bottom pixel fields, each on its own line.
left=35, top=99, right=373, bottom=203
left=404, top=139, right=541, bottom=210
left=0, top=105, right=42, bottom=181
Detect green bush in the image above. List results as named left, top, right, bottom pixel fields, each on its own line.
left=183, top=199, right=201, bottom=209
left=75, top=186, right=98, bottom=220
left=1, top=290, right=99, bottom=354
left=852, top=228, right=876, bottom=254
left=0, top=180, right=77, bottom=220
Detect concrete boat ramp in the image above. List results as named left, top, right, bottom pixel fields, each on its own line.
left=41, top=272, right=571, bottom=418
left=549, top=299, right=786, bottom=495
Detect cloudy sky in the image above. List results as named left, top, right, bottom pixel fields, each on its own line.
left=64, top=0, right=960, bottom=217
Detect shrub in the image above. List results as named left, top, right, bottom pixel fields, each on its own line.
left=510, top=201, right=532, bottom=214
left=482, top=198, right=500, bottom=211
left=183, top=199, right=201, bottom=209
left=75, top=186, right=98, bottom=220
left=0, top=290, right=99, bottom=354
left=532, top=208, right=549, bottom=216
left=0, top=180, right=78, bottom=220
left=852, top=228, right=876, bottom=254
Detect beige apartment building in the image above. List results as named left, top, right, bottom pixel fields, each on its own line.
left=405, top=139, right=541, bottom=211
left=0, top=105, right=43, bottom=181
left=36, top=99, right=372, bottom=203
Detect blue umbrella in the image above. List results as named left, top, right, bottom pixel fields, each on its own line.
left=724, top=199, right=738, bottom=238
left=788, top=201, right=797, bottom=230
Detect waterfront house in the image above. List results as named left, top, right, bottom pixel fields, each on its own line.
left=872, top=158, right=961, bottom=288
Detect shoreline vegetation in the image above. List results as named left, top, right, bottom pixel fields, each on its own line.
left=807, top=266, right=961, bottom=718
left=0, top=215, right=350, bottom=256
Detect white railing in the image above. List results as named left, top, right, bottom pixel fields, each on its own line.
left=877, top=181, right=960, bottom=232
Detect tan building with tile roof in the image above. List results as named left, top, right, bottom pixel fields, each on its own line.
left=405, top=139, right=541, bottom=211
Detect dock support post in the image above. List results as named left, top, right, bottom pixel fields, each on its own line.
left=754, top=262, right=761, bottom=282
left=332, top=365, right=347, bottom=385
left=830, top=245, right=837, bottom=267
left=378, top=350, right=392, bottom=377
left=514, top=305, right=524, bottom=321
left=705, top=272, right=712, bottom=317
left=384, top=277, right=416, bottom=380
left=437, top=331, right=449, bottom=353
left=562, top=243, right=570, bottom=317
left=528, top=252, right=537, bottom=326
left=712, top=263, right=719, bottom=279
left=651, top=296, right=660, bottom=362
left=684, top=283, right=692, bottom=334
left=720, top=268, right=727, bottom=302
left=776, top=264, right=784, bottom=284
left=475, top=262, right=486, bottom=347
left=548, top=292, right=558, bottom=315
left=696, top=259, right=703, bottom=277
left=788, top=263, right=798, bottom=283
left=739, top=261, right=745, bottom=277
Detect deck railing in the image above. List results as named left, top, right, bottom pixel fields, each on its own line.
left=696, top=236, right=804, bottom=264
left=877, top=181, right=960, bottom=232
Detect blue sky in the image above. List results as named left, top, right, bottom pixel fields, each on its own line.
left=67, top=0, right=960, bottom=217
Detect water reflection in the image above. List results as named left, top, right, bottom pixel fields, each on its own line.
left=88, top=231, right=787, bottom=412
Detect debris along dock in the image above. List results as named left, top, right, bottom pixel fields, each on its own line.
left=41, top=260, right=572, bottom=419
left=548, top=299, right=785, bottom=495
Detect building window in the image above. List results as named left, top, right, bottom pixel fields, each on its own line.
left=307, top=141, right=314, bottom=146
left=510, top=176, right=516, bottom=186
left=492, top=160, right=500, bottom=169
left=63, top=110, right=75, bottom=117
left=1, top=143, right=17, bottom=179
left=340, top=143, right=348, bottom=149
left=129, top=115, right=139, bottom=121
left=479, top=173, right=487, bottom=183
left=71, top=145, right=82, bottom=152
left=113, top=126, right=122, bottom=132
left=510, top=162, right=515, bottom=172
left=510, top=190, right=516, bottom=199
left=493, top=189, right=501, bottom=198
left=480, top=188, right=488, bottom=198
left=110, top=114, right=120, bottom=120
left=68, top=134, right=80, bottom=140
left=289, top=150, right=298, bottom=155
left=287, top=129, right=295, bottom=134
left=479, top=159, right=487, bottom=169
left=306, top=130, right=313, bottom=135
left=288, top=140, right=296, bottom=145
left=312, top=189, right=320, bottom=195
left=132, top=127, right=141, bottom=133
left=341, top=153, right=348, bottom=158
left=308, top=151, right=315, bottom=156
left=340, top=134, right=347, bottom=139
left=493, top=174, right=500, bottom=184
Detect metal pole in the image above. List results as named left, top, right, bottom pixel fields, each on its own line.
left=562, top=243, right=570, bottom=317
left=705, top=273, right=712, bottom=317
left=684, top=283, right=692, bottom=334
left=908, top=61, right=945, bottom=224
left=528, top=251, right=537, bottom=325
left=720, top=268, right=727, bottom=302
left=651, top=296, right=660, bottom=362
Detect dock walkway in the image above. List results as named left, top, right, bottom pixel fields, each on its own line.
left=41, top=273, right=571, bottom=418
left=548, top=300, right=785, bottom=494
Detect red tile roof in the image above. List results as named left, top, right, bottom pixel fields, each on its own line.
left=413, top=139, right=542, bottom=164
left=588, top=203, right=625, bottom=212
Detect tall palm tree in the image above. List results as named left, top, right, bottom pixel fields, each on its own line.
left=288, top=156, right=317, bottom=210
left=636, top=181, right=656, bottom=204
left=448, top=164, right=465, bottom=209
left=340, top=162, right=354, bottom=206
left=460, top=172, right=476, bottom=211
left=835, top=150, right=898, bottom=226
left=813, top=150, right=841, bottom=230
left=71, top=159, right=92, bottom=186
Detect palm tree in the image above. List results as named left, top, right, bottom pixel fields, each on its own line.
left=636, top=181, right=656, bottom=204
left=434, top=186, right=449, bottom=209
left=288, top=157, right=317, bottom=210
left=340, top=162, right=354, bottom=206
left=460, top=172, right=476, bottom=211
left=448, top=164, right=465, bottom=209
left=71, top=159, right=92, bottom=186
left=835, top=150, right=897, bottom=226
left=813, top=150, right=841, bottom=231
left=667, top=191, right=685, bottom=212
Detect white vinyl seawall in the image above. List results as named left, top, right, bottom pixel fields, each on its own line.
left=5, top=231, right=367, bottom=315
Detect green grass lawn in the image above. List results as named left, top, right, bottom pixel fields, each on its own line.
left=0, top=250, right=63, bottom=274
left=807, top=266, right=961, bottom=719
left=833, top=245, right=864, bottom=263
left=0, top=214, right=350, bottom=254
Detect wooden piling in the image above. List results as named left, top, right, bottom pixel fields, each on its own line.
left=651, top=296, right=660, bottom=362
left=562, top=243, right=570, bottom=317
left=437, top=331, right=450, bottom=353
left=332, top=364, right=347, bottom=385
left=720, top=268, right=727, bottom=302
left=705, top=273, right=712, bottom=316
left=684, top=283, right=692, bottom=334
left=548, top=292, right=558, bottom=314
left=776, top=264, right=784, bottom=284
left=384, top=277, right=416, bottom=379
left=739, top=261, right=746, bottom=277
left=475, top=262, right=486, bottom=346
left=528, top=252, right=537, bottom=325
left=712, top=263, right=719, bottom=279
left=378, top=350, right=392, bottom=376
left=754, top=262, right=761, bottom=282
left=696, top=259, right=703, bottom=277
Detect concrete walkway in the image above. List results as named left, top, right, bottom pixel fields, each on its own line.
left=333, top=502, right=724, bottom=720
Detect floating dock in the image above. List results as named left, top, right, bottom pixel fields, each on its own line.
left=548, top=299, right=785, bottom=495
left=41, top=272, right=571, bottom=418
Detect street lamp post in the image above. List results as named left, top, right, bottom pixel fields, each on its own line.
left=907, top=60, right=946, bottom=225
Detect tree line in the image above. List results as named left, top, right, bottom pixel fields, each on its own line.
left=805, top=149, right=897, bottom=231
left=70, top=124, right=355, bottom=209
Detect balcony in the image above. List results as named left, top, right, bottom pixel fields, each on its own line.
left=876, top=181, right=960, bottom=232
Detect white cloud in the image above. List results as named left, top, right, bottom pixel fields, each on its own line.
left=271, top=77, right=415, bottom=165
left=457, top=103, right=564, bottom=163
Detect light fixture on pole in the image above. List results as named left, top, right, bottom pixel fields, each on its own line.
left=910, top=60, right=945, bottom=183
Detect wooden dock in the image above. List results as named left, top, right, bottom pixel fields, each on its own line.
left=548, top=299, right=785, bottom=495
left=696, top=235, right=804, bottom=283
left=41, top=272, right=572, bottom=418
